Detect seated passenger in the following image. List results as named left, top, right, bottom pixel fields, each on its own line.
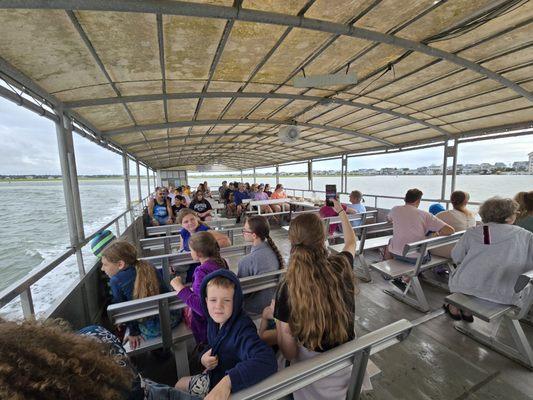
left=249, top=183, right=259, bottom=200
left=175, top=270, right=277, bottom=399
left=203, top=181, right=212, bottom=197
left=254, top=184, right=275, bottom=215
left=515, top=191, right=533, bottom=233
left=274, top=200, right=361, bottom=399
left=446, top=197, right=533, bottom=321
left=171, top=232, right=229, bottom=347
left=101, top=241, right=181, bottom=350
left=172, top=194, right=188, bottom=217
left=387, top=189, right=454, bottom=291
left=432, top=191, right=476, bottom=258
left=218, top=180, right=228, bottom=200
left=270, top=184, right=289, bottom=214
left=347, top=190, right=366, bottom=227
left=429, top=203, right=445, bottom=216
left=0, top=319, right=142, bottom=400
left=234, top=183, right=251, bottom=224
left=319, top=195, right=356, bottom=235
left=238, top=216, right=283, bottom=315
left=264, top=183, right=273, bottom=197
left=388, top=188, right=454, bottom=263
left=147, top=188, right=173, bottom=226
left=177, top=209, right=230, bottom=253
left=189, top=191, right=213, bottom=222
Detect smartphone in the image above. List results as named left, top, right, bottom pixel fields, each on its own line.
left=325, top=184, right=337, bottom=206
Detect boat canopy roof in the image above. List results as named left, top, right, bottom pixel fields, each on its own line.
left=0, top=1, right=532, bottom=170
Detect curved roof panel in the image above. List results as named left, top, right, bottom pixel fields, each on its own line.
left=0, top=0, right=531, bottom=170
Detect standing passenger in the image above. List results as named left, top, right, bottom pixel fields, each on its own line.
left=238, top=216, right=284, bottom=315
left=274, top=199, right=359, bottom=400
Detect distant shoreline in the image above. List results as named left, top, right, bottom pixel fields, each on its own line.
left=1, top=172, right=530, bottom=183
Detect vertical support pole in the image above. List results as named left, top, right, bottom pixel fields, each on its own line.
left=136, top=161, right=142, bottom=204
left=341, top=155, right=348, bottom=194
left=253, top=167, right=256, bottom=184
left=441, top=141, right=449, bottom=201
left=146, top=166, right=151, bottom=196
left=275, top=165, right=279, bottom=185
left=122, top=154, right=132, bottom=211
left=307, top=160, right=313, bottom=191
left=152, top=170, right=157, bottom=189
left=55, top=110, right=89, bottom=325
left=240, top=169, right=244, bottom=183
left=451, top=139, right=459, bottom=195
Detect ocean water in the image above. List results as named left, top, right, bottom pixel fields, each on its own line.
left=0, top=175, right=531, bottom=318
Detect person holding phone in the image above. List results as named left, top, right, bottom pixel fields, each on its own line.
left=320, top=185, right=356, bottom=235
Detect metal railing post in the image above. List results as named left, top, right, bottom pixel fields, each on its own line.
left=240, top=169, right=244, bottom=183
left=136, top=160, right=142, bottom=204
left=253, top=167, right=256, bottom=184
left=153, top=170, right=157, bottom=188
left=20, top=288, right=35, bottom=319
left=275, top=165, right=279, bottom=185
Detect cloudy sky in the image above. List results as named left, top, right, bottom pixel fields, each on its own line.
left=1, top=96, right=532, bottom=175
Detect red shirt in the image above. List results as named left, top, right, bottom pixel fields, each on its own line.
left=319, top=204, right=348, bottom=235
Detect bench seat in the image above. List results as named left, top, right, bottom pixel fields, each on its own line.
left=370, top=256, right=449, bottom=279
left=445, top=293, right=512, bottom=323
left=330, top=235, right=392, bottom=254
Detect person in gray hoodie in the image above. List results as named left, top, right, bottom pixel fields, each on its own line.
left=447, top=197, right=533, bottom=320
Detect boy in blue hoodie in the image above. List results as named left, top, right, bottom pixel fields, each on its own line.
left=175, top=269, right=277, bottom=399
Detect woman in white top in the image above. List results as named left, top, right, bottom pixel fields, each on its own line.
left=432, top=191, right=476, bottom=258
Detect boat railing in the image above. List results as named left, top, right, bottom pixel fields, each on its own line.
left=284, top=187, right=482, bottom=209
left=0, top=195, right=151, bottom=320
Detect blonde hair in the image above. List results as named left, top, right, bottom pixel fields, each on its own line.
left=0, top=319, right=132, bottom=400
left=189, top=232, right=228, bottom=270
left=101, top=241, right=160, bottom=299
left=207, top=275, right=235, bottom=290
left=287, top=213, right=357, bottom=350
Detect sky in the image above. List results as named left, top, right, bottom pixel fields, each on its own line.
left=1, top=96, right=532, bottom=175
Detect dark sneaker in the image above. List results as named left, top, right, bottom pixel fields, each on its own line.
left=391, top=278, right=407, bottom=292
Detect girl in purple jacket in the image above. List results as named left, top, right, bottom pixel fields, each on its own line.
left=170, top=231, right=228, bottom=347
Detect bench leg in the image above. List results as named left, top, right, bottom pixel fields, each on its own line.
left=355, top=254, right=372, bottom=283
left=173, top=341, right=190, bottom=378
left=454, top=316, right=533, bottom=370
left=419, top=262, right=453, bottom=291
left=384, top=276, right=430, bottom=312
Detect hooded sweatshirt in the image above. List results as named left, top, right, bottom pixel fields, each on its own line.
left=177, top=259, right=226, bottom=344
left=200, top=269, right=277, bottom=393
left=449, top=223, right=533, bottom=306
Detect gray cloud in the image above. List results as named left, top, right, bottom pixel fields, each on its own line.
left=1, top=97, right=532, bottom=175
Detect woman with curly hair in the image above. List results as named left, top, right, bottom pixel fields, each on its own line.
left=0, top=319, right=138, bottom=400
left=274, top=199, right=359, bottom=400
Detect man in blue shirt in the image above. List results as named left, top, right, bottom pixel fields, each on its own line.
left=233, top=183, right=250, bottom=223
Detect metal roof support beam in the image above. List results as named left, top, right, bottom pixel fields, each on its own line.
left=450, top=139, right=459, bottom=196
left=64, top=91, right=450, bottom=138
left=275, top=165, right=279, bottom=186
left=307, top=160, right=313, bottom=191
left=102, top=119, right=395, bottom=147
left=5, top=0, right=531, bottom=103
left=122, top=153, right=132, bottom=211
left=146, top=165, right=151, bottom=195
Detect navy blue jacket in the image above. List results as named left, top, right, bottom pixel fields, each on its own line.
left=200, top=270, right=277, bottom=392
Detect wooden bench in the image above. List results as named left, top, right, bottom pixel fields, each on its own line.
left=230, top=319, right=413, bottom=400
left=370, top=232, right=464, bottom=312
left=140, top=244, right=252, bottom=287
left=445, top=270, right=533, bottom=369
left=107, top=269, right=286, bottom=377
left=329, top=221, right=393, bottom=282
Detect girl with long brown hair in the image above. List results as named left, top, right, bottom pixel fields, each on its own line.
left=274, top=199, right=358, bottom=399
left=101, top=241, right=179, bottom=350
left=171, top=231, right=229, bottom=346
left=238, top=215, right=284, bottom=314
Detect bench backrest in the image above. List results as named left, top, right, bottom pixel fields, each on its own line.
left=230, top=319, right=413, bottom=400
left=140, top=225, right=243, bottom=250
left=402, top=231, right=465, bottom=257
left=107, top=269, right=287, bottom=349
left=146, top=219, right=236, bottom=236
